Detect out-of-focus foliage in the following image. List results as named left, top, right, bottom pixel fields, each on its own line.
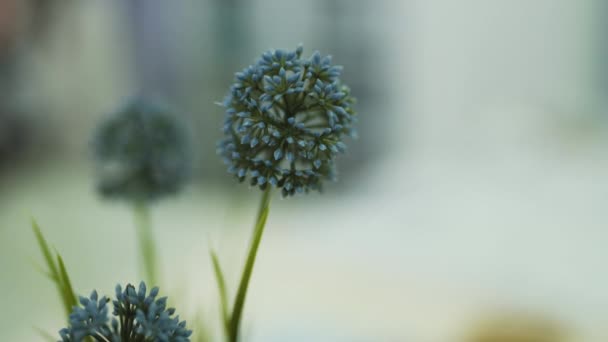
left=466, top=313, right=569, bottom=342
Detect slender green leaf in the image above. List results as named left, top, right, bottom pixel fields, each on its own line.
left=211, top=249, right=230, bottom=335
left=29, top=259, right=54, bottom=281
left=32, top=221, right=77, bottom=317
left=32, top=220, right=59, bottom=281
left=57, top=254, right=78, bottom=310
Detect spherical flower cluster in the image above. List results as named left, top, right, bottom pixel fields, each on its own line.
left=59, top=282, right=192, bottom=342
left=93, top=98, right=192, bottom=202
left=218, top=45, right=357, bottom=197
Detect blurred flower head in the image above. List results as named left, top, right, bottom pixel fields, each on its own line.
left=218, top=45, right=357, bottom=197
left=59, top=281, right=192, bottom=342
left=93, top=98, right=192, bottom=203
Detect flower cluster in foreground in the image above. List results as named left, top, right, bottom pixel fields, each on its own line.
left=59, top=282, right=191, bottom=342
left=93, top=98, right=192, bottom=202
left=218, top=45, right=357, bottom=196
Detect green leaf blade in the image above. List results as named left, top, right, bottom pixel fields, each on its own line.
left=57, top=254, right=78, bottom=310
left=32, top=220, right=59, bottom=281
left=211, top=250, right=230, bottom=335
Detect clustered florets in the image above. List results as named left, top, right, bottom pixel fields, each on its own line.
left=218, top=45, right=357, bottom=197
left=93, top=99, right=192, bottom=202
left=59, top=282, right=191, bottom=342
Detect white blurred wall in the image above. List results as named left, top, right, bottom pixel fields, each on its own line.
left=405, top=0, right=599, bottom=154
left=364, top=1, right=608, bottom=340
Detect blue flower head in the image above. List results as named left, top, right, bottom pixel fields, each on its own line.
left=93, top=98, right=193, bottom=202
left=59, top=281, right=192, bottom=342
left=218, top=45, right=357, bottom=197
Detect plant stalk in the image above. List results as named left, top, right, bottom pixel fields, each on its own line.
left=134, top=201, right=159, bottom=286
left=228, top=187, right=272, bottom=342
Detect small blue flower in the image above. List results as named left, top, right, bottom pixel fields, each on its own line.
left=93, top=98, right=193, bottom=202
left=218, top=45, right=357, bottom=197
left=58, top=282, right=192, bottom=342
left=64, top=291, right=111, bottom=341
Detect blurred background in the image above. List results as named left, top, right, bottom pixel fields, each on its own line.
left=1, top=0, right=607, bottom=341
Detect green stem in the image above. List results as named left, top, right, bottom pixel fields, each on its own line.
left=134, top=202, right=159, bottom=286
left=229, top=187, right=272, bottom=342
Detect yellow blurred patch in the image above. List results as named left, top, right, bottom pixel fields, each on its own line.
left=466, top=312, right=568, bottom=342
